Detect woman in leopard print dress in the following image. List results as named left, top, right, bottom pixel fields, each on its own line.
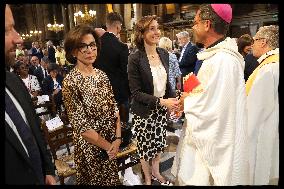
left=62, top=25, right=121, bottom=185
left=128, top=15, right=179, bottom=185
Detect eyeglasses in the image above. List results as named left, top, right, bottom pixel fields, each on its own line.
left=78, top=41, right=97, bottom=53
left=253, top=38, right=265, bottom=42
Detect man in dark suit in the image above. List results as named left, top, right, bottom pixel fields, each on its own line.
left=5, top=4, right=56, bottom=185
left=176, top=31, right=199, bottom=78
left=176, top=31, right=198, bottom=123
left=30, top=41, right=44, bottom=61
left=244, top=53, right=259, bottom=82
left=29, top=55, right=40, bottom=75
left=34, top=56, right=49, bottom=88
left=47, top=40, right=56, bottom=64
left=42, top=63, right=64, bottom=112
left=94, top=12, right=130, bottom=146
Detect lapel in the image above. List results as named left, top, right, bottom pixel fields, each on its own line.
left=139, top=48, right=170, bottom=93
left=50, top=77, right=55, bottom=90
left=41, top=67, right=45, bottom=78
left=139, top=50, right=154, bottom=91
left=5, top=121, right=33, bottom=166
left=5, top=72, right=36, bottom=169
left=157, top=48, right=169, bottom=76
left=6, top=72, right=35, bottom=125
left=184, top=42, right=192, bottom=54
left=5, top=72, right=41, bottom=147
left=45, top=76, right=53, bottom=88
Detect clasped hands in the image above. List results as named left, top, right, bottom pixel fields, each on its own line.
left=161, top=92, right=190, bottom=116
left=107, top=139, right=121, bottom=160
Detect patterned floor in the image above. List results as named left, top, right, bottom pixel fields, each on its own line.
left=54, top=120, right=183, bottom=185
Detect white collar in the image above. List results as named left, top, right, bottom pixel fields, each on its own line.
left=257, top=48, right=279, bottom=63
left=108, top=31, right=118, bottom=38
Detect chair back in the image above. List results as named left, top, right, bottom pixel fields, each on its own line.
left=32, top=96, right=56, bottom=118
left=40, top=113, right=75, bottom=184
left=41, top=120, right=73, bottom=160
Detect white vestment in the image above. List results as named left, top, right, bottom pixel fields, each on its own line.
left=247, top=48, right=279, bottom=185
left=173, top=37, right=250, bottom=185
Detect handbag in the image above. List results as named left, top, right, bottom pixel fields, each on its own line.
left=120, top=122, right=133, bottom=148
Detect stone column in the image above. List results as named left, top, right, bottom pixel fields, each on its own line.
left=113, top=4, right=121, bottom=14
left=174, top=4, right=181, bottom=20
left=33, top=4, right=42, bottom=42
left=40, top=4, right=49, bottom=41
left=61, top=4, right=68, bottom=34
left=136, top=3, right=142, bottom=21
left=96, top=4, right=107, bottom=28
left=150, top=5, right=155, bottom=15
left=24, top=5, right=33, bottom=34
left=158, top=4, right=163, bottom=18
left=124, top=4, right=132, bottom=30
left=67, top=4, right=75, bottom=29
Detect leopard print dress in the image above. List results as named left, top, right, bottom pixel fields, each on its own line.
left=62, top=67, right=120, bottom=185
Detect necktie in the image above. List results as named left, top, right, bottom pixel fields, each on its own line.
left=5, top=91, right=44, bottom=184
left=44, top=69, right=48, bottom=78
left=179, top=46, right=185, bottom=62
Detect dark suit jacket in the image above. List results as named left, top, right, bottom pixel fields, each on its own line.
left=179, top=42, right=199, bottom=76
left=48, top=46, right=56, bottom=64
left=28, top=65, right=36, bottom=76
left=42, top=75, right=63, bottom=109
left=5, top=71, right=55, bottom=184
left=244, top=53, right=259, bottom=81
left=31, top=47, right=44, bottom=61
left=34, top=66, right=46, bottom=88
left=94, top=32, right=130, bottom=103
left=42, top=75, right=63, bottom=96
left=128, top=48, right=175, bottom=118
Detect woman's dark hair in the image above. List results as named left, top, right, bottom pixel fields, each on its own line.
left=64, top=24, right=100, bottom=64
left=13, top=61, right=24, bottom=75
left=237, top=34, right=253, bottom=55
left=47, top=63, right=60, bottom=73
left=134, top=15, right=157, bottom=51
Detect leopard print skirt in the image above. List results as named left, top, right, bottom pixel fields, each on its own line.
left=132, top=104, right=168, bottom=161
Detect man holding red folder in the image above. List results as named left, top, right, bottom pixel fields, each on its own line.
left=172, top=4, right=249, bottom=186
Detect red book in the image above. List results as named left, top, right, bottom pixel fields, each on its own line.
left=183, top=74, right=200, bottom=93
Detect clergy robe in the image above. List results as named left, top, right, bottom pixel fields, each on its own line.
left=246, top=48, right=279, bottom=185
left=173, top=37, right=250, bottom=185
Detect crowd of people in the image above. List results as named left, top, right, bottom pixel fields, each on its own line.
left=5, top=3, right=278, bottom=186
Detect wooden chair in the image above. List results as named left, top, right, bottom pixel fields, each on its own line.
left=33, top=95, right=57, bottom=118
left=41, top=120, right=76, bottom=185
left=116, top=142, right=140, bottom=171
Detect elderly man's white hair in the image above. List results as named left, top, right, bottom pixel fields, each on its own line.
left=255, top=25, right=279, bottom=49
left=46, top=40, right=53, bottom=46
left=176, top=31, right=189, bottom=38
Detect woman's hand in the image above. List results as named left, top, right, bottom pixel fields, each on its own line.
left=31, top=90, right=39, bottom=97
left=53, top=88, right=60, bottom=95
left=160, top=98, right=180, bottom=112
left=107, top=139, right=121, bottom=160
left=45, top=175, right=56, bottom=185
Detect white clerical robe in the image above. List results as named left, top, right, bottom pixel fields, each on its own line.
left=246, top=48, right=279, bottom=185
left=172, top=37, right=250, bottom=185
